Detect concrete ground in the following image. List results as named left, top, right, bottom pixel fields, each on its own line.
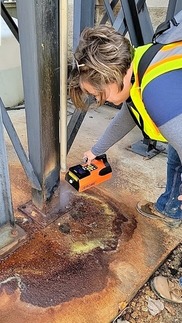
left=0, top=106, right=181, bottom=323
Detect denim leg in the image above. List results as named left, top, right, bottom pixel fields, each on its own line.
left=155, top=144, right=182, bottom=219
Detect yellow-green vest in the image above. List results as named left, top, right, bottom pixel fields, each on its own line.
left=130, top=41, right=182, bottom=142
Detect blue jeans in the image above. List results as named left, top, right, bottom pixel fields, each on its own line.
left=155, top=144, right=182, bottom=219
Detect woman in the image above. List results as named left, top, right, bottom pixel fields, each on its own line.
left=69, top=24, right=182, bottom=228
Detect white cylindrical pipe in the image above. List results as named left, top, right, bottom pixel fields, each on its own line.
left=59, top=0, right=68, bottom=173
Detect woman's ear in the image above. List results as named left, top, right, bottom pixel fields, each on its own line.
left=123, top=63, right=133, bottom=85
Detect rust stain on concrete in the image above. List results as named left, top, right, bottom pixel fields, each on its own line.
left=0, top=188, right=137, bottom=308
left=0, top=165, right=180, bottom=323
left=0, top=234, right=109, bottom=307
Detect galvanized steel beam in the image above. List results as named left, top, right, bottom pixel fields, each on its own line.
left=101, top=0, right=127, bottom=34
left=16, top=0, right=60, bottom=209
left=0, top=100, right=41, bottom=191
left=121, top=0, right=153, bottom=46
left=100, top=0, right=153, bottom=40
left=166, top=0, right=182, bottom=20
left=67, top=109, right=87, bottom=153
left=0, top=100, right=14, bottom=227
left=66, top=0, right=96, bottom=153
left=73, top=0, right=96, bottom=50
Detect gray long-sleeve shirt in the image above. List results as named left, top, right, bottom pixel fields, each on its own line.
left=91, top=70, right=182, bottom=163
left=91, top=10, right=182, bottom=162
left=91, top=100, right=182, bottom=164
left=91, top=102, right=136, bottom=156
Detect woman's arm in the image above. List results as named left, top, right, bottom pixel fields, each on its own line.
left=91, top=101, right=136, bottom=156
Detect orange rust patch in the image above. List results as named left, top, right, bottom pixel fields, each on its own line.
left=0, top=189, right=137, bottom=308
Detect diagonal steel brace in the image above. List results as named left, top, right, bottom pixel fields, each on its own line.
left=0, top=99, right=41, bottom=191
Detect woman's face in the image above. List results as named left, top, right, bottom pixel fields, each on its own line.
left=81, top=65, right=133, bottom=106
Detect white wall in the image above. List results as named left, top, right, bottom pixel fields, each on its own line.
left=0, top=17, right=24, bottom=107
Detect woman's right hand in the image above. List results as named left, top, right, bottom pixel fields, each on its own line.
left=83, top=150, right=96, bottom=165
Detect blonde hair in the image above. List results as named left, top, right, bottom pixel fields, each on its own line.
left=69, top=25, right=134, bottom=109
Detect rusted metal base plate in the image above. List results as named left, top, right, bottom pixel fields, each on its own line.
left=0, top=223, right=27, bottom=258
left=18, top=200, right=59, bottom=228
left=0, top=184, right=181, bottom=323
left=18, top=180, right=76, bottom=228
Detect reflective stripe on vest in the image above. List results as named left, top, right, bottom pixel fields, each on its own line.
left=130, top=41, right=182, bottom=142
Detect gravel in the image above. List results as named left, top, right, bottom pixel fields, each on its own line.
left=112, top=243, right=182, bottom=323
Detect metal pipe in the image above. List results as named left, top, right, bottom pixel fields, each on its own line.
left=59, top=0, right=68, bottom=173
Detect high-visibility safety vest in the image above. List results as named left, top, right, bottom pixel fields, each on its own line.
left=130, top=41, right=182, bottom=142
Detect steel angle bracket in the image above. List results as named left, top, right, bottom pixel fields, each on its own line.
left=18, top=199, right=73, bottom=229
left=18, top=201, right=60, bottom=228
left=126, top=139, right=168, bottom=159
